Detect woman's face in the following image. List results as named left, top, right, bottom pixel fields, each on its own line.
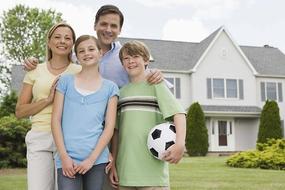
left=48, top=26, right=74, bottom=58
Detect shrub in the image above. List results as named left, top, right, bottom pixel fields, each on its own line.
left=0, top=115, right=31, bottom=168
left=186, top=102, right=208, bottom=156
left=0, top=90, right=18, bottom=117
left=257, top=100, right=282, bottom=143
left=226, top=139, right=285, bottom=170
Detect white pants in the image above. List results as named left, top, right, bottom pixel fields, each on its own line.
left=25, top=130, right=57, bottom=190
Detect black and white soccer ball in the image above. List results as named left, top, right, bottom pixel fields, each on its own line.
left=147, top=122, right=176, bottom=160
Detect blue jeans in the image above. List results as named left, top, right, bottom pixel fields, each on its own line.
left=57, top=163, right=107, bottom=190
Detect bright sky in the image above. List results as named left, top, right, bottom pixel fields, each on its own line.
left=1, top=0, right=285, bottom=53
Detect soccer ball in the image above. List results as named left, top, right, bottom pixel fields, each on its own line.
left=147, top=122, right=176, bottom=160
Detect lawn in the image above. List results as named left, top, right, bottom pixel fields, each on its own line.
left=169, top=156, right=285, bottom=190
left=0, top=157, right=285, bottom=190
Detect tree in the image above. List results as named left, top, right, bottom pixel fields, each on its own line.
left=186, top=102, right=209, bottom=156
left=257, top=100, right=282, bottom=143
left=0, top=4, right=62, bottom=62
left=0, top=55, right=11, bottom=99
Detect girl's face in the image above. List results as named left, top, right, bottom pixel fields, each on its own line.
left=76, top=39, right=101, bottom=67
left=48, top=26, right=74, bottom=57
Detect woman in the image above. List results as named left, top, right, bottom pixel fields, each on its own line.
left=15, top=22, right=81, bottom=190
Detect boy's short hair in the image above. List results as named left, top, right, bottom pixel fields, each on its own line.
left=119, top=40, right=150, bottom=63
left=74, top=35, right=101, bottom=56
left=95, top=4, right=124, bottom=29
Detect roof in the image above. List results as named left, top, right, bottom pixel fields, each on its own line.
left=119, top=26, right=285, bottom=76
left=241, top=46, right=285, bottom=76
left=119, top=38, right=199, bottom=72
left=201, top=105, right=262, bottom=118
left=11, top=65, right=25, bottom=92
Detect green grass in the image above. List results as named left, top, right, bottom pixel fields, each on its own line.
left=0, top=157, right=285, bottom=190
left=170, top=156, right=285, bottom=190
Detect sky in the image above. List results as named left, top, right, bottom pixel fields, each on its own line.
left=0, top=0, right=285, bottom=53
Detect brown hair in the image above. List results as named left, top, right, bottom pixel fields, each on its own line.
left=94, top=4, right=124, bottom=29
left=74, top=35, right=101, bottom=56
left=46, top=22, right=76, bottom=62
left=119, top=40, right=150, bottom=63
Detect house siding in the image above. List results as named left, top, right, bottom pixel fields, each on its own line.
left=234, top=118, right=259, bottom=151
left=163, top=72, right=192, bottom=109
left=256, top=77, right=285, bottom=122
left=192, top=31, right=256, bottom=107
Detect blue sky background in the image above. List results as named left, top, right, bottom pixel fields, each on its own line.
left=1, top=0, right=285, bottom=53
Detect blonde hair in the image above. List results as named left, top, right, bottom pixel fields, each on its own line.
left=119, top=40, right=150, bottom=63
left=46, top=22, right=76, bottom=62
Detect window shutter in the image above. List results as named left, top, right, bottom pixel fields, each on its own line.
left=278, top=83, right=283, bottom=102
left=261, top=82, right=265, bottom=101
left=239, top=79, right=244, bottom=100
left=281, top=120, right=284, bottom=138
left=207, top=78, right=212, bottom=99
left=175, top=78, right=181, bottom=99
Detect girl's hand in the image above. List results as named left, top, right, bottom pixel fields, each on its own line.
left=46, top=77, right=60, bottom=104
left=109, top=165, right=119, bottom=189
left=162, top=143, right=185, bottom=164
left=74, top=158, right=94, bottom=175
left=61, top=155, right=76, bottom=178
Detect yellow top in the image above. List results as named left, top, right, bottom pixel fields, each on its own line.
left=23, top=62, right=82, bottom=131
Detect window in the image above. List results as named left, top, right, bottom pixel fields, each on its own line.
left=207, top=78, right=243, bottom=99
left=226, top=79, right=237, bottom=98
left=213, top=79, right=224, bottom=98
left=165, top=77, right=181, bottom=99
left=260, top=82, right=283, bottom=102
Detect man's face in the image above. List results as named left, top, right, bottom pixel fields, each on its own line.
left=94, top=13, right=121, bottom=48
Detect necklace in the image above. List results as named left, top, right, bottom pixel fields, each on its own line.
left=49, top=61, right=69, bottom=70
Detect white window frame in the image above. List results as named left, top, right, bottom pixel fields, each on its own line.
left=211, top=78, right=240, bottom=99
left=165, top=77, right=181, bottom=99
left=264, top=82, right=280, bottom=101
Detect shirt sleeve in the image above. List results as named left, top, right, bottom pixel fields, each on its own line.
left=23, top=70, right=36, bottom=85
left=109, top=82, right=120, bottom=99
left=56, top=75, right=68, bottom=95
left=155, top=82, right=185, bottom=121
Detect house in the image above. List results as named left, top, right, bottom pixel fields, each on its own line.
left=11, top=26, right=285, bottom=153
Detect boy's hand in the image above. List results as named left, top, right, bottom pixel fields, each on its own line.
left=109, top=165, right=119, bottom=189
left=146, top=69, right=163, bottom=84
left=61, top=155, right=76, bottom=178
left=162, top=143, right=185, bottom=164
left=74, top=158, right=93, bottom=175
left=23, top=57, right=38, bottom=71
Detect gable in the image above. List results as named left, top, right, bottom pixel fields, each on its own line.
left=196, top=30, right=255, bottom=76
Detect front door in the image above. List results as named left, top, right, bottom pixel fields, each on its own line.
left=210, top=119, right=235, bottom=151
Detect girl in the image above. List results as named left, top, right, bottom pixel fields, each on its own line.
left=51, top=35, right=118, bottom=190
left=15, top=22, right=80, bottom=190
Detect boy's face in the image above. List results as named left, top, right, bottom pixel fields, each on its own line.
left=121, top=53, right=149, bottom=78
left=94, top=13, right=121, bottom=48
left=76, top=39, right=101, bottom=67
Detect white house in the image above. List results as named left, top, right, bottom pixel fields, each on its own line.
left=11, top=26, right=285, bottom=153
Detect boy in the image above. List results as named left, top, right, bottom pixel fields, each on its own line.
left=109, top=41, right=186, bottom=190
